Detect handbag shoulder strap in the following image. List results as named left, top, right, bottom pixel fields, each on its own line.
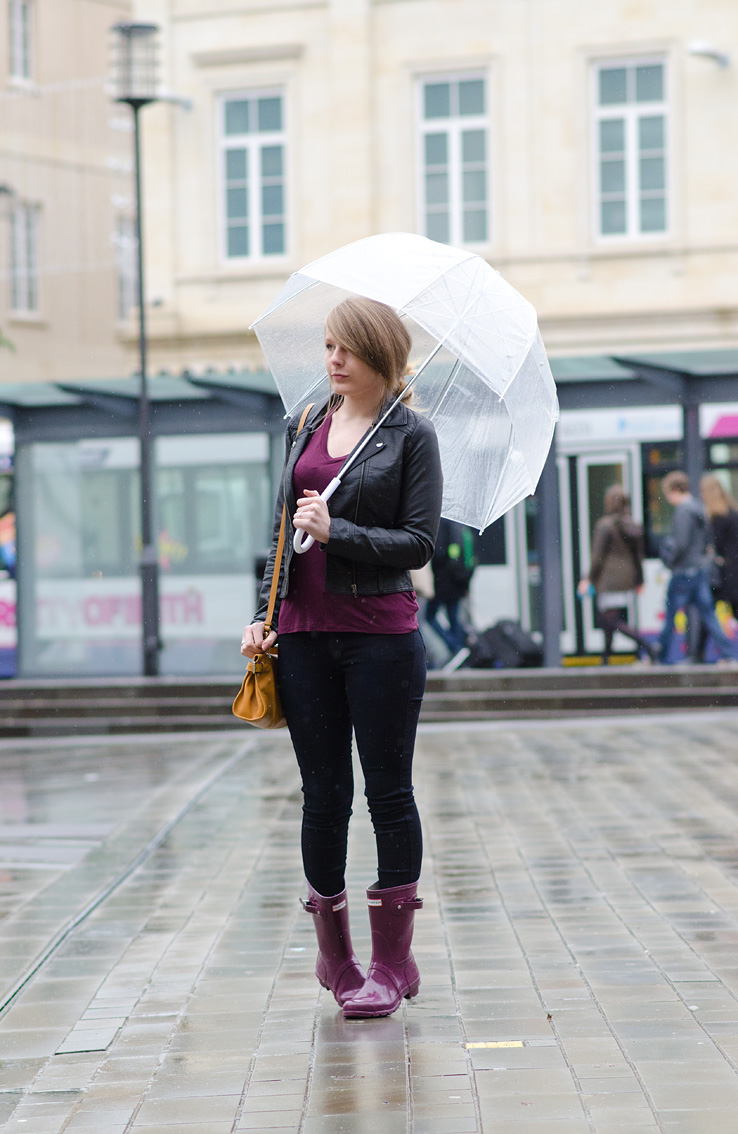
left=263, top=403, right=314, bottom=636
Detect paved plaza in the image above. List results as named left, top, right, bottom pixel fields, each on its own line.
left=2, top=712, right=738, bottom=1132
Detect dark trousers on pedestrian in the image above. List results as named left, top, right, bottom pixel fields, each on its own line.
left=658, top=569, right=736, bottom=663
left=277, top=630, right=426, bottom=897
left=425, top=598, right=466, bottom=654
left=598, top=607, right=656, bottom=661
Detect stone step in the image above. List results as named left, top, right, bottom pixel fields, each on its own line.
left=2, top=665, right=736, bottom=699
left=0, top=667, right=735, bottom=737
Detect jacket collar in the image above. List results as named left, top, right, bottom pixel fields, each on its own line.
left=286, top=396, right=410, bottom=491
left=303, top=395, right=412, bottom=429
left=376, top=396, right=412, bottom=428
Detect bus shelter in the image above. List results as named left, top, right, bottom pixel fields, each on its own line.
left=2, top=347, right=738, bottom=677
left=541, top=348, right=738, bottom=665
left=0, top=372, right=284, bottom=677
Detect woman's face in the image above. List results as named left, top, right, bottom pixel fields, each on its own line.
left=324, top=331, right=386, bottom=404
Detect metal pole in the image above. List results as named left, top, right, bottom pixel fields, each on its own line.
left=132, top=103, right=160, bottom=676
left=538, top=433, right=563, bottom=668
left=683, top=401, right=703, bottom=494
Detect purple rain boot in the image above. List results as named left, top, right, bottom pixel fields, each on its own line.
left=342, top=881, right=423, bottom=1018
left=301, top=884, right=366, bottom=1007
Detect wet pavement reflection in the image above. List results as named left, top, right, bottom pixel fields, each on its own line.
left=2, top=714, right=738, bottom=1130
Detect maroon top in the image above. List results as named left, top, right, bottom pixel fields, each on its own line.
left=277, top=415, right=419, bottom=635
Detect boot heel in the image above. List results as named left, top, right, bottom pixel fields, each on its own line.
left=405, top=977, right=420, bottom=999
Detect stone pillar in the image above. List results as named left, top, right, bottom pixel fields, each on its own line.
left=538, top=433, right=563, bottom=668
left=327, top=0, right=373, bottom=241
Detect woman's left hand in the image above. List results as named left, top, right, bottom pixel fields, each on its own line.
left=294, top=489, right=331, bottom=544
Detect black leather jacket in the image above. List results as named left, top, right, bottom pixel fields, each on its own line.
left=253, top=398, right=443, bottom=626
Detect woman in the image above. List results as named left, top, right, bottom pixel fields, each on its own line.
left=241, top=297, right=442, bottom=1018
left=577, top=485, right=656, bottom=663
left=700, top=474, right=738, bottom=615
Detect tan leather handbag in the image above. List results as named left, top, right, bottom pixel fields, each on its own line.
left=232, top=404, right=313, bottom=729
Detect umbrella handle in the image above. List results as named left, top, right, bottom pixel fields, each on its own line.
left=293, top=477, right=342, bottom=554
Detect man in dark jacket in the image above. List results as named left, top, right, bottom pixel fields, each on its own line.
left=425, top=519, right=476, bottom=655
left=657, top=471, right=737, bottom=664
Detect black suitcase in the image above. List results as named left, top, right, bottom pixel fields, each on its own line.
left=466, top=626, right=520, bottom=669
left=465, top=621, right=542, bottom=669
left=495, top=619, right=543, bottom=667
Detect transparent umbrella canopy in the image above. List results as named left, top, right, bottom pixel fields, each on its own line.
left=251, top=232, right=559, bottom=533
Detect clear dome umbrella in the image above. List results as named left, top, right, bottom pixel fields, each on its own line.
left=251, top=232, right=559, bottom=550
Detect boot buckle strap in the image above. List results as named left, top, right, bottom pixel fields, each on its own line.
left=392, top=896, right=423, bottom=914
left=301, top=897, right=325, bottom=918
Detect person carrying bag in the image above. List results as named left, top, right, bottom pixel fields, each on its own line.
left=233, top=404, right=313, bottom=728
left=578, top=485, right=657, bottom=663
left=240, top=297, right=442, bottom=1018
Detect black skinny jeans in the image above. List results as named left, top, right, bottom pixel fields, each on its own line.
left=277, top=630, right=426, bottom=897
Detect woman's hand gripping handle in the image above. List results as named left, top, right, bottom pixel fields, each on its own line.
left=293, top=476, right=342, bottom=554
left=241, top=622, right=277, bottom=658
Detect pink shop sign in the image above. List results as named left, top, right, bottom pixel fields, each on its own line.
left=37, top=590, right=205, bottom=636
left=33, top=575, right=250, bottom=640
left=0, top=580, right=16, bottom=647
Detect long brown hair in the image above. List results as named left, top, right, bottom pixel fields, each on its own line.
left=603, top=484, right=628, bottom=515
left=324, top=297, right=413, bottom=408
left=700, top=473, right=737, bottom=517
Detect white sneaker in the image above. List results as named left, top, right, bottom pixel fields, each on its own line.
left=442, top=647, right=470, bottom=673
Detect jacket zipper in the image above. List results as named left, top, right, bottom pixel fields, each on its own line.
left=351, top=463, right=366, bottom=597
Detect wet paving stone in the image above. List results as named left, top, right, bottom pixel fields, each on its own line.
left=2, top=715, right=738, bottom=1128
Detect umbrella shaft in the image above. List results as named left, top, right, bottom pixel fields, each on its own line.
left=336, top=338, right=443, bottom=481
left=293, top=338, right=444, bottom=555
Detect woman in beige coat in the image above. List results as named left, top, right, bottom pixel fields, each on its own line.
left=578, top=485, right=657, bottom=663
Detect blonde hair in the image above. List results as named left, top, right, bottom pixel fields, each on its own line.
left=700, top=473, right=737, bottom=517
left=325, top=297, right=413, bottom=407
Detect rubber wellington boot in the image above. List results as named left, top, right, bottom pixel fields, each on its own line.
left=342, top=881, right=423, bottom=1018
left=301, top=884, right=366, bottom=1007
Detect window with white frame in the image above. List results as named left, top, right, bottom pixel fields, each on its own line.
left=418, top=75, right=489, bottom=246
left=10, top=201, right=39, bottom=312
left=220, top=92, right=286, bottom=260
left=114, top=215, right=137, bottom=321
left=593, top=59, right=668, bottom=239
left=9, top=0, right=32, bottom=81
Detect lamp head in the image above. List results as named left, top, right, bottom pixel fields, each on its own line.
left=111, top=22, right=160, bottom=107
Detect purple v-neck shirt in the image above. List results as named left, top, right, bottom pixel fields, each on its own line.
left=277, top=415, right=419, bottom=634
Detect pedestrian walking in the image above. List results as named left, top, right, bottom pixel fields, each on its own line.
left=425, top=518, right=476, bottom=656
left=240, top=297, right=442, bottom=1018
left=577, top=485, right=656, bottom=663
left=690, top=474, right=738, bottom=662
left=700, top=474, right=738, bottom=614
left=656, top=470, right=737, bottom=664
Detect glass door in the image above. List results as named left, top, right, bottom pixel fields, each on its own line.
left=576, top=451, right=636, bottom=655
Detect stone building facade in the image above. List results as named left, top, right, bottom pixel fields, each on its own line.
left=0, top=0, right=134, bottom=384
left=132, top=0, right=738, bottom=374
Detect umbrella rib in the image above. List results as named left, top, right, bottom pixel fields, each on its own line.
left=249, top=277, right=319, bottom=328
left=283, top=370, right=329, bottom=417
left=424, top=356, right=462, bottom=418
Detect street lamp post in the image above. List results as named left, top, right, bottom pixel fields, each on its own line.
left=111, top=22, right=161, bottom=676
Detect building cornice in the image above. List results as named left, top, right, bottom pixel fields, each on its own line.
left=191, top=44, right=304, bottom=67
